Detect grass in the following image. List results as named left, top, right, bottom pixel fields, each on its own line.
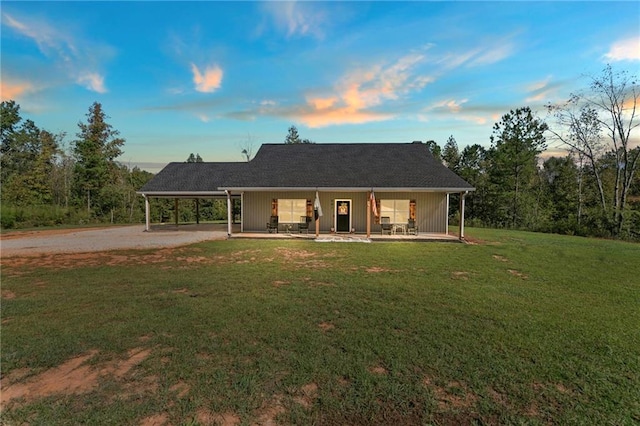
left=1, top=228, right=639, bottom=425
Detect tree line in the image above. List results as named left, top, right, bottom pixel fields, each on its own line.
left=1, top=65, right=638, bottom=239
left=1, top=101, right=154, bottom=228
left=438, top=66, right=639, bottom=240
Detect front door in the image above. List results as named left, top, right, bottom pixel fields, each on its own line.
left=335, top=199, right=352, bottom=233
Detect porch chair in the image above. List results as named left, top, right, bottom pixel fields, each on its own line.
left=380, top=216, right=392, bottom=235
left=267, top=216, right=279, bottom=233
left=407, top=218, right=418, bottom=235
left=298, top=216, right=310, bottom=233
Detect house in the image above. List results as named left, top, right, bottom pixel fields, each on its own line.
left=138, top=142, right=475, bottom=239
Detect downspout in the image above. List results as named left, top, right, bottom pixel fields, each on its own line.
left=226, top=190, right=232, bottom=237
left=459, top=191, right=468, bottom=241
left=144, top=194, right=150, bottom=232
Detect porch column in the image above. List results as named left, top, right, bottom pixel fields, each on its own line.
left=241, top=192, right=244, bottom=233
left=195, top=199, right=200, bottom=225
left=459, top=191, right=467, bottom=240
left=144, top=195, right=150, bottom=232
left=174, top=198, right=179, bottom=226
left=226, top=190, right=232, bottom=236
left=366, top=191, right=371, bottom=238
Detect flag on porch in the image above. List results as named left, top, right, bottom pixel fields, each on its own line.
left=370, top=190, right=379, bottom=217
left=314, top=191, right=323, bottom=220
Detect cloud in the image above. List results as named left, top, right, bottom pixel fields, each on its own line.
left=261, top=1, right=327, bottom=39
left=77, top=72, right=107, bottom=94
left=191, top=63, right=223, bottom=93
left=1, top=12, right=113, bottom=93
left=421, top=99, right=488, bottom=125
left=438, top=37, right=515, bottom=69
left=604, top=36, right=640, bottom=62
left=295, top=53, right=433, bottom=127
left=0, top=79, right=35, bottom=101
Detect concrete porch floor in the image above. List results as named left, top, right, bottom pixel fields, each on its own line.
left=231, top=230, right=461, bottom=242
left=148, top=223, right=462, bottom=242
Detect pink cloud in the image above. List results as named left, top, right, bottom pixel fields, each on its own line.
left=604, top=37, right=640, bottom=62
left=295, top=53, right=432, bottom=127
left=191, top=63, right=223, bottom=93
left=0, top=80, right=34, bottom=101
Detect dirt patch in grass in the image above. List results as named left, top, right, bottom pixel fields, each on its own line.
left=0, top=247, right=238, bottom=273
left=365, top=266, right=393, bottom=273
left=451, top=271, right=470, bottom=280
left=493, top=254, right=509, bottom=262
left=0, top=227, right=106, bottom=240
left=423, top=377, right=478, bottom=411
left=255, top=394, right=286, bottom=425
left=1, top=347, right=151, bottom=407
left=508, top=269, right=528, bottom=279
left=293, top=382, right=318, bottom=409
left=196, top=409, right=241, bottom=426
left=318, top=322, right=335, bottom=332
left=139, top=413, right=169, bottom=426
left=1, top=290, right=17, bottom=299
left=369, top=365, right=388, bottom=375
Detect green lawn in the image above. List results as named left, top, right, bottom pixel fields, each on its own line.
left=1, top=228, right=639, bottom=425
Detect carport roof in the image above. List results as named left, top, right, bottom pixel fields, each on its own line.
left=138, top=142, right=474, bottom=194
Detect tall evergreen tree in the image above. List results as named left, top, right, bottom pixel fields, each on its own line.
left=73, top=102, right=125, bottom=215
left=489, top=107, right=548, bottom=228
left=284, top=125, right=301, bottom=144
left=442, top=135, right=460, bottom=171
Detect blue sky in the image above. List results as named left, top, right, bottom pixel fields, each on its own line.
left=2, top=1, right=639, bottom=172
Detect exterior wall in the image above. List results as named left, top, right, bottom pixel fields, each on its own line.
left=241, top=191, right=449, bottom=233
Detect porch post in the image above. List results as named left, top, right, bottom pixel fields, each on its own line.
left=195, top=199, right=200, bottom=224
left=174, top=198, right=179, bottom=226
left=144, top=195, right=150, bottom=232
left=226, top=190, right=232, bottom=236
left=459, top=191, right=467, bottom=240
left=241, top=192, right=244, bottom=233
left=366, top=191, right=371, bottom=238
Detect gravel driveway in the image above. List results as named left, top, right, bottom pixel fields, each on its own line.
left=1, top=225, right=228, bottom=257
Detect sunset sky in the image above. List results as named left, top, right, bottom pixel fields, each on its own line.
left=2, top=1, right=639, bottom=172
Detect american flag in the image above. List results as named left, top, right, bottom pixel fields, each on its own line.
left=370, top=190, right=378, bottom=217
left=314, top=191, right=323, bottom=220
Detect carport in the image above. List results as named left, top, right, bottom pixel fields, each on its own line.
left=137, top=162, right=246, bottom=236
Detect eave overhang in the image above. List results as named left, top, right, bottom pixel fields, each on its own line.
left=136, top=191, right=231, bottom=198
left=219, top=187, right=476, bottom=193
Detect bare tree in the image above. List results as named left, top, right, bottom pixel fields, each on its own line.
left=239, top=133, right=256, bottom=161
left=547, top=65, right=639, bottom=235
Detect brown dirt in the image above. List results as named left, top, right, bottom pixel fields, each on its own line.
left=423, top=377, right=478, bottom=411
left=139, top=413, right=169, bottom=426
left=493, top=254, right=509, bottom=262
left=254, top=394, right=286, bottom=426
left=369, top=365, right=388, bottom=375
left=508, top=269, right=528, bottom=279
left=0, top=226, right=108, bottom=240
left=196, top=409, right=241, bottom=426
left=451, top=271, right=470, bottom=280
left=318, top=322, right=335, bottom=332
left=0, top=246, right=233, bottom=273
left=293, top=382, right=318, bottom=409
left=1, top=347, right=151, bottom=407
left=365, top=266, right=393, bottom=273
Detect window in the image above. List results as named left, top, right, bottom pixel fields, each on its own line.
left=278, top=199, right=307, bottom=223
left=380, top=199, right=410, bottom=224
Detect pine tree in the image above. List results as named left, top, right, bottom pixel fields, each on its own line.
left=73, top=102, right=125, bottom=215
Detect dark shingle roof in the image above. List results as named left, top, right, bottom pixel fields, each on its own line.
left=139, top=143, right=474, bottom=193
left=139, top=162, right=247, bottom=193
